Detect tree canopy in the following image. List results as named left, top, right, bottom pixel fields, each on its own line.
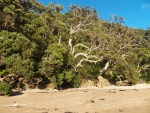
left=0, top=0, right=150, bottom=90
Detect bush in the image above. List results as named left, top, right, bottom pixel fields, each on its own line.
left=55, top=70, right=80, bottom=88
left=0, top=81, right=12, bottom=96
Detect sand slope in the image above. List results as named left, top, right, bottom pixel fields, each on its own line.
left=0, top=84, right=150, bottom=113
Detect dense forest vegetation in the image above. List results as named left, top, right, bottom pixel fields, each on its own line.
left=0, top=0, right=150, bottom=93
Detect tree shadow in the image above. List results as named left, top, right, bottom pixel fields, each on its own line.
left=10, top=90, right=23, bottom=96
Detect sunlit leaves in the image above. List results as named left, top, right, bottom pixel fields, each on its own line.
left=0, top=0, right=150, bottom=89
left=0, top=31, right=35, bottom=78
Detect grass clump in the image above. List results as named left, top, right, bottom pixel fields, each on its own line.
left=0, top=81, right=12, bottom=96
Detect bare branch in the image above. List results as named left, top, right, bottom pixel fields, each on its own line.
left=72, top=43, right=90, bottom=54
left=50, top=29, right=54, bottom=35
left=100, top=61, right=110, bottom=73
left=137, top=59, right=142, bottom=72
left=121, top=54, right=129, bottom=59
left=70, top=63, right=77, bottom=72
left=120, top=45, right=127, bottom=50
left=74, top=53, right=88, bottom=58
left=58, top=36, right=62, bottom=45
left=76, top=56, right=103, bottom=68
left=116, top=29, right=129, bottom=38
left=69, top=38, right=73, bottom=52
left=85, top=57, right=103, bottom=64
left=117, top=75, right=123, bottom=82
left=76, top=58, right=85, bottom=67
left=32, top=77, right=42, bottom=85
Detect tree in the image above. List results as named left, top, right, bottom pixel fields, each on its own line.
left=65, top=5, right=101, bottom=69
left=0, top=1, right=150, bottom=90
left=0, top=31, right=35, bottom=88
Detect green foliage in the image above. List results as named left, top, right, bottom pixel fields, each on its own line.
left=54, top=70, right=79, bottom=88
left=78, top=62, right=100, bottom=80
left=39, top=43, right=80, bottom=88
left=5, top=54, right=34, bottom=78
left=0, top=70, right=6, bottom=77
left=40, top=43, right=68, bottom=76
left=0, top=31, right=35, bottom=79
left=0, top=0, right=150, bottom=90
left=0, top=81, right=12, bottom=95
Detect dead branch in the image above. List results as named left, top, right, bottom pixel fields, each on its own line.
left=32, top=77, right=43, bottom=85
left=76, top=58, right=85, bottom=67
left=137, top=59, right=142, bottom=73
left=117, top=75, right=123, bottom=82
left=119, top=44, right=127, bottom=50
left=74, top=53, right=88, bottom=58
left=76, top=56, right=103, bottom=67
left=100, top=61, right=110, bottom=73
left=121, top=54, right=129, bottom=59
left=116, top=29, right=129, bottom=38
left=58, top=36, right=62, bottom=45
left=72, top=43, right=90, bottom=54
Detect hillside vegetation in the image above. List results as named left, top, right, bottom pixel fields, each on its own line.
left=0, top=0, right=150, bottom=92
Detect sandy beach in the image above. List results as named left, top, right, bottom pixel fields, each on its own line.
left=0, top=84, right=150, bottom=113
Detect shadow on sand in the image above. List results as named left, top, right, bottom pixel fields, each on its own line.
left=10, top=90, right=23, bottom=96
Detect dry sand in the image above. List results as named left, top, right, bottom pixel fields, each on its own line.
left=0, top=84, right=150, bottom=113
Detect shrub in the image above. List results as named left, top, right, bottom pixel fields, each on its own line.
left=0, top=81, right=12, bottom=96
